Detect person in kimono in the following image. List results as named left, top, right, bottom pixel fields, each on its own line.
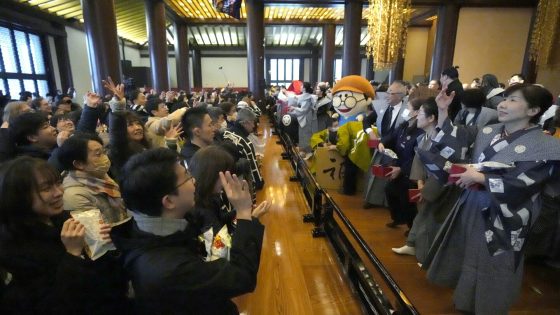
left=289, top=82, right=317, bottom=158
left=454, top=88, right=498, bottom=128
left=416, top=84, right=560, bottom=314
left=391, top=98, right=463, bottom=263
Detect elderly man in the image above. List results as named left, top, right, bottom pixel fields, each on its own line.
left=364, top=80, right=409, bottom=208
left=223, top=108, right=264, bottom=193
left=375, top=80, right=409, bottom=141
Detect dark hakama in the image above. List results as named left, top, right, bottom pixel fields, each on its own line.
left=418, top=121, right=560, bottom=314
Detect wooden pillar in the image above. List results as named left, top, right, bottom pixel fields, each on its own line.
left=245, top=0, right=265, bottom=101
left=342, top=0, right=362, bottom=76
left=311, top=48, right=319, bottom=84
left=430, top=3, right=459, bottom=80
left=321, top=24, right=335, bottom=84
left=521, top=6, right=538, bottom=84
left=366, top=58, right=375, bottom=81
left=389, top=54, right=404, bottom=83
left=174, top=21, right=190, bottom=92
left=145, top=0, right=168, bottom=92
left=192, top=48, right=202, bottom=90
left=82, top=0, right=121, bottom=95
left=54, top=34, right=73, bottom=91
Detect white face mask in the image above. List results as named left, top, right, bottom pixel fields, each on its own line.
left=401, top=108, right=411, bottom=121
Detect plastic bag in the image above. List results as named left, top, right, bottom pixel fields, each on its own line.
left=70, top=209, right=129, bottom=260
left=201, top=225, right=232, bottom=261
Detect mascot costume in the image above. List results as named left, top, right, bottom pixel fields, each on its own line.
left=310, top=75, right=376, bottom=195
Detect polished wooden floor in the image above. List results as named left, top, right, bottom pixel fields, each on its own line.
left=235, top=117, right=560, bottom=314
left=233, top=118, right=365, bottom=315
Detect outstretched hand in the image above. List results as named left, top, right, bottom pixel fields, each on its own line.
left=435, top=89, right=455, bottom=112
left=165, top=123, right=183, bottom=139
left=219, top=171, right=253, bottom=220
left=84, top=92, right=101, bottom=108
left=102, top=76, right=125, bottom=100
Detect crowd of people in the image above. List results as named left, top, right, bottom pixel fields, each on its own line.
left=269, top=68, right=560, bottom=314
left=1, top=65, right=559, bottom=314
left=0, top=78, right=270, bottom=314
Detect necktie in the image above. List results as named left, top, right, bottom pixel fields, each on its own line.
left=381, top=105, right=393, bottom=136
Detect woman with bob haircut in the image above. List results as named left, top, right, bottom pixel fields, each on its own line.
left=0, top=157, right=128, bottom=314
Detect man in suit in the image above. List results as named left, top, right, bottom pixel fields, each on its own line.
left=364, top=81, right=409, bottom=208
left=375, top=81, right=408, bottom=140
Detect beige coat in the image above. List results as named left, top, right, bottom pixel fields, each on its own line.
left=145, top=107, right=187, bottom=148
left=62, top=175, right=128, bottom=224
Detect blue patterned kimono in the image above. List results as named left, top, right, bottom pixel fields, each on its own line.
left=416, top=119, right=560, bottom=314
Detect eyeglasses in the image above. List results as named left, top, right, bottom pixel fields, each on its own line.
left=387, top=92, right=404, bottom=96
left=174, top=168, right=193, bottom=191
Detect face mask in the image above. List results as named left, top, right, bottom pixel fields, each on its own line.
left=401, top=108, right=411, bottom=121
left=220, top=120, right=228, bottom=131
left=86, top=154, right=111, bottom=178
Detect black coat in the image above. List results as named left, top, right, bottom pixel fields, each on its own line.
left=0, top=212, right=128, bottom=315
left=111, top=217, right=264, bottom=315
left=382, top=120, right=424, bottom=177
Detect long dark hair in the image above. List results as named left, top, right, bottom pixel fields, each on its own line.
left=0, top=157, right=61, bottom=238
left=189, top=145, right=234, bottom=210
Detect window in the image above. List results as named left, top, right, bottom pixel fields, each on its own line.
left=0, top=26, right=50, bottom=99
left=268, top=58, right=302, bottom=87
left=334, top=58, right=343, bottom=82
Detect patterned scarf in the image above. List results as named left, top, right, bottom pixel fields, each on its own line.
left=68, top=171, right=121, bottom=198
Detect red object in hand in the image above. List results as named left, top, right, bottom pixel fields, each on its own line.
left=448, top=164, right=482, bottom=190
left=447, top=164, right=467, bottom=184
left=368, top=139, right=380, bottom=148
left=372, top=165, right=393, bottom=177
left=408, top=189, right=421, bottom=203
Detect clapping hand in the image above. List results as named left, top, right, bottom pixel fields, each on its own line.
left=102, top=77, right=125, bottom=100
left=251, top=201, right=270, bottom=219
left=219, top=171, right=253, bottom=220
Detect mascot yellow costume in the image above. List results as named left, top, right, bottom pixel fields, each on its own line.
left=310, top=75, right=376, bottom=195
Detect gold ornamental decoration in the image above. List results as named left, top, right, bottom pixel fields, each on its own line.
left=529, top=0, right=560, bottom=66
left=366, top=0, right=412, bottom=70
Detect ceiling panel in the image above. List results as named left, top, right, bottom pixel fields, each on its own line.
left=16, top=0, right=432, bottom=47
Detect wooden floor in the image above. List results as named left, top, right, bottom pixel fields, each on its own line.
left=234, top=117, right=560, bottom=314
left=233, top=118, right=365, bottom=315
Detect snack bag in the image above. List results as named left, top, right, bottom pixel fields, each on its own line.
left=70, top=209, right=129, bottom=260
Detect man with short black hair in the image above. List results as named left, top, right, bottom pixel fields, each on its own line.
left=111, top=148, right=266, bottom=315
left=180, top=106, right=216, bottom=165
left=9, top=112, right=58, bottom=160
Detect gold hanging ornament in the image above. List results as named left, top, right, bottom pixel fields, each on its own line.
left=529, top=0, right=560, bottom=67
left=366, top=0, right=412, bottom=70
